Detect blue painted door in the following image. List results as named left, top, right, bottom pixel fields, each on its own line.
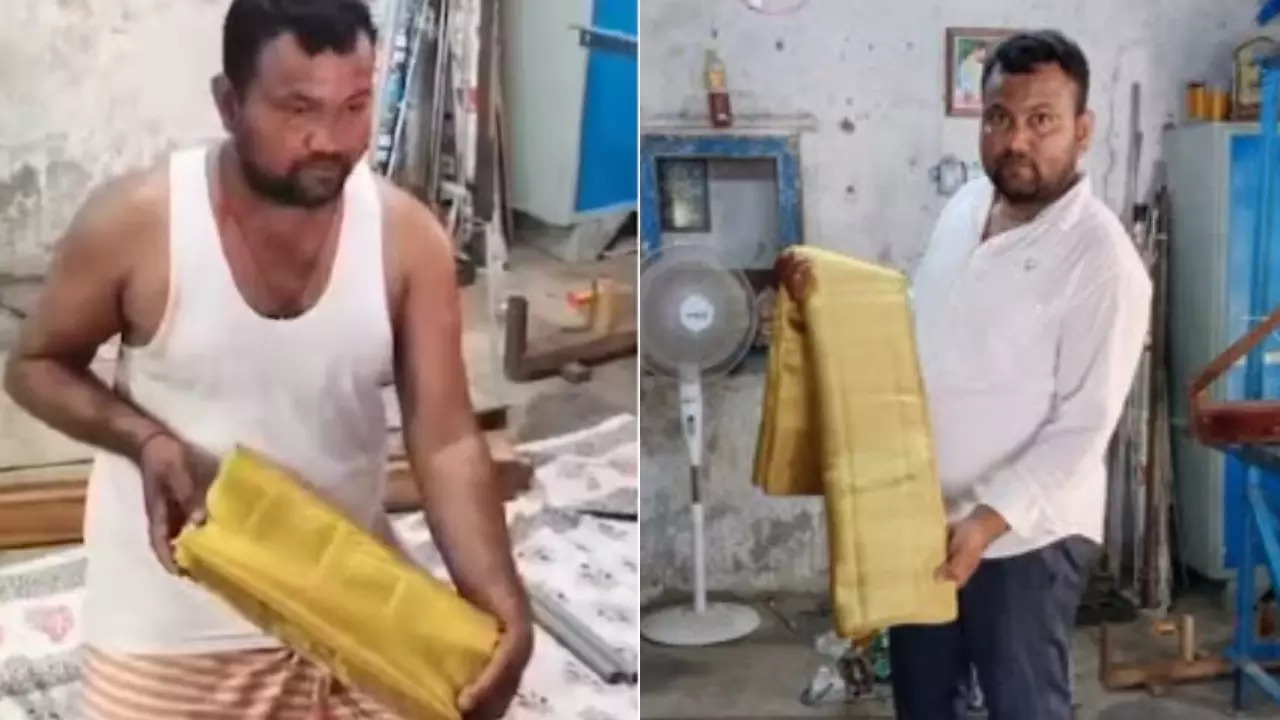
left=1222, top=132, right=1280, bottom=568
left=574, top=0, right=637, bottom=213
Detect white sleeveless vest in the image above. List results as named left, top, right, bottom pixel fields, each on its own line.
left=81, top=146, right=394, bottom=653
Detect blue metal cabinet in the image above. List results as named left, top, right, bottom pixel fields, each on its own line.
left=575, top=0, right=637, bottom=213
left=1167, top=123, right=1280, bottom=579
left=503, top=0, right=636, bottom=226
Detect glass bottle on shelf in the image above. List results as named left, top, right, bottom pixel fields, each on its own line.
left=705, top=49, right=733, bottom=129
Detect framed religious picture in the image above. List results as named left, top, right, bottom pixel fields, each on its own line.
left=656, top=158, right=711, bottom=233
left=945, top=27, right=1015, bottom=117
left=1233, top=37, right=1280, bottom=121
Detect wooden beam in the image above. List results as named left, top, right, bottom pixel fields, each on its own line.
left=1098, top=619, right=1280, bottom=692
left=1190, top=301, right=1280, bottom=444
left=0, top=477, right=84, bottom=549
left=503, top=294, right=637, bottom=383
left=0, top=430, right=531, bottom=551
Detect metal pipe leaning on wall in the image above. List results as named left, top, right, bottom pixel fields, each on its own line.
left=528, top=586, right=637, bottom=685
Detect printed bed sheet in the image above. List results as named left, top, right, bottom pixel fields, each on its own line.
left=0, top=414, right=639, bottom=720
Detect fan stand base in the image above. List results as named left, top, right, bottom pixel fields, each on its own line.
left=641, top=602, right=762, bottom=646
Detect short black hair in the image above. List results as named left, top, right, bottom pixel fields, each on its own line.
left=222, top=0, right=377, bottom=92
left=981, top=30, right=1090, bottom=113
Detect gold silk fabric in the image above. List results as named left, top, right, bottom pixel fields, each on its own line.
left=174, top=447, right=499, bottom=720
left=752, top=246, right=958, bottom=638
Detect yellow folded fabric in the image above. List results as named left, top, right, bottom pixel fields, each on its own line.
left=752, top=246, right=957, bottom=638
left=174, top=447, right=500, bottom=720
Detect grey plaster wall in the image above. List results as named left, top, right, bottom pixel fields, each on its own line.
left=641, top=369, right=830, bottom=602
left=0, top=0, right=232, bottom=344
left=639, top=0, right=1270, bottom=600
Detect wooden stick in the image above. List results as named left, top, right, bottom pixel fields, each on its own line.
left=1179, top=615, right=1196, bottom=664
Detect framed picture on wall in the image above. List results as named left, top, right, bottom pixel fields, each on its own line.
left=1233, top=37, right=1280, bottom=121
left=657, top=158, right=711, bottom=233
left=945, top=27, right=1014, bottom=117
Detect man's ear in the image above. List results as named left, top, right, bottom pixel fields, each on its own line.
left=210, top=75, right=237, bottom=133
left=1076, top=108, right=1095, bottom=155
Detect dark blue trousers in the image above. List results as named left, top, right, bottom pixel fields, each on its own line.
left=888, top=535, right=1098, bottom=720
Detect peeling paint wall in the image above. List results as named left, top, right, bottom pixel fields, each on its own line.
left=639, top=0, right=1271, bottom=599
left=0, top=0, right=231, bottom=341
left=640, top=370, right=829, bottom=602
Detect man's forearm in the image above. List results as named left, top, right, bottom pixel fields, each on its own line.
left=413, top=432, right=529, bottom=627
left=5, top=357, right=165, bottom=463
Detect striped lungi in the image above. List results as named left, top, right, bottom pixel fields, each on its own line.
left=79, top=646, right=405, bottom=719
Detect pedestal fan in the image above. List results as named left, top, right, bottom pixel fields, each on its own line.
left=640, top=242, right=761, bottom=646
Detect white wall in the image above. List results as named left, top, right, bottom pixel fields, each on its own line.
left=0, top=1, right=411, bottom=465
left=639, top=0, right=1271, bottom=600
left=0, top=0, right=410, bottom=343
left=0, top=1, right=231, bottom=279
left=641, top=0, right=1264, bottom=267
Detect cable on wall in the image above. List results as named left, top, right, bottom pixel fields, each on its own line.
left=737, top=0, right=810, bottom=17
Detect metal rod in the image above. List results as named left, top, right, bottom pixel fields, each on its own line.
left=693, top=499, right=707, bottom=614
left=528, top=586, right=636, bottom=685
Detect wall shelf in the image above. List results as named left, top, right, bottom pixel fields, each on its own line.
left=639, top=128, right=804, bottom=254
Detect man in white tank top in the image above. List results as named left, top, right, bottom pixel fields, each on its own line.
left=4, top=1, right=531, bottom=717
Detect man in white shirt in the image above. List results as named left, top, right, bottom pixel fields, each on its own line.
left=778, top=30, right=1151, bottom=719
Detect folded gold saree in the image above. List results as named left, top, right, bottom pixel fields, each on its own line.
left=174, top=447, right=499, bottom=720
left=752, top=246, right=957, bottom=637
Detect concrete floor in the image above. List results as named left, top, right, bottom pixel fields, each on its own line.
left=475, top=241, right=637, bottom=439
left=639, top=592, right=1280, bottom=719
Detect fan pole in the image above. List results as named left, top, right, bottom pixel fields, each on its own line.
left=639, top=364, right=761, bottom=646
left=691, top=464, right=707, bottom=615
left=682, top=361, right=708, bottom=616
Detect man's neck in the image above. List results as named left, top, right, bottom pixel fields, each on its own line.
left=988, top=197, right=1047, bottom=236
left=215, top=143, right=337, bottom=246
left=985, top=172, right=1082, bottom=239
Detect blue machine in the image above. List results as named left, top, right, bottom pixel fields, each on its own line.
left=1195, top=6, right=1280, bottom=704
left=1167, top=125, right=1280, bottom=583
left=1261, top=0, right=1280, bottom=26
left=1189, top=65, right=1280, bottom=710
left=1225, top=65, right=1280, bottom=709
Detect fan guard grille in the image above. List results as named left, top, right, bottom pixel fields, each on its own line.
left=639, top=243, right=758, bottom=378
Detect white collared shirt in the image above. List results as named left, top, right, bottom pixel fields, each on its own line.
left=910, top=175, right=1152, bottom=559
